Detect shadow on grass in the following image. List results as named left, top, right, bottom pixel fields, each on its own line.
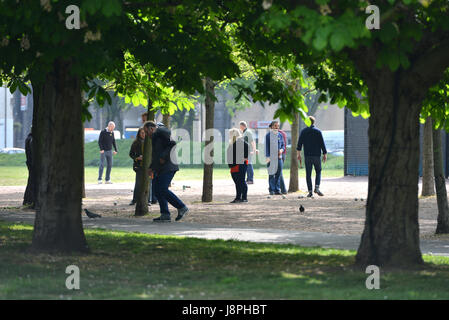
left=1, top=220, right=449, bottom=299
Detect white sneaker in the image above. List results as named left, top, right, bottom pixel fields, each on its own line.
left=105, top=180, right=113, bottom=184
left=98, top=180, right=102, bottom=184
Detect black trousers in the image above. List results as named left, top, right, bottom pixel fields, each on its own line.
left=305, top=156, right=322, bottom=192
left=231, top=164, right=248, bottom=200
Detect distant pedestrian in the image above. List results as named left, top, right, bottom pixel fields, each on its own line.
left=227, top=128, right=249, bottom=203
left=98, top=121, right=118, bottom=184
left=23, top=131, right=35, bottom=208
left=265, top=120, right=285, bottom=195
left=144, top=121, right=189, bottom=222
left=278, top=128, right=288, bottom=195
left=239, top=121, right=258, bottom=184
left=297, top=116, right=327, bottom=197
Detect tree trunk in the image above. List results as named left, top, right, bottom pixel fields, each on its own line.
left=288, top=112, right=299, bottom=192
left=31, top=58, right=88, bottom=253
left=421, top=117, right=435, bottom=196
left=202, top=78, right=215, bottom=203
left=135, top=104, right=154, bottom=216
left=355, top=70, right=423, bottom=267
left=82, top=122, right=86, bottom=199
left=162, top=113, right=170, bottom=128
left=433, top=126, right=449, bottom=234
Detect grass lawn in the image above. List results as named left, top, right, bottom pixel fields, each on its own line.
left=1, top=221, right=449, bottom=299
left=0, top=166, right=344, bottom=186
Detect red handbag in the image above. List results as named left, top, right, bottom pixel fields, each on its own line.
left=230, top=165, right=239, bottom=173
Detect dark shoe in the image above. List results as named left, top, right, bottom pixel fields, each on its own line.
left=307, top=192, right=313, bottom=197
left=241, top=199, right=248, bottom=203
left=281, top=191, right=288, bottom=195
left=129, top=200, right=136, bottom=205
left=314, top=189, right=324, bottom=196
left=269, top=192, right=274, bottom=195
left=175, top=206, right=189, bottom=221
left=230, top=199, right=242, bottom=203
left=274, top=192, right=282, bottom=195
left=153, top=216, right=171, bottom=222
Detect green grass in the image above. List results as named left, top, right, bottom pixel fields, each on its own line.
left=0, top=140, right=344, bottom=169
left=0, top=166, right=343, bottom=186
left=1, top=221, right=449, bottom=299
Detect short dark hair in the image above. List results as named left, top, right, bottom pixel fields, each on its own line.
left=144, top=121, right=157, bottom=129
left=270, top=120, right=278, bottom=128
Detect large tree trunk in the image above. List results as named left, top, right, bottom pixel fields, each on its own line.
left=421, top=117, right=435, bottom=196
left=355, top=70, right=424, bottom=267
left=433, top=126, right=449, bottom=234
left=288, top=112, right=299, bottom=192
left=135, top=104, right=154, bottom=216
left=31, top=58, right=88, bottom=253
left=202, top=78, right=215, bottom=203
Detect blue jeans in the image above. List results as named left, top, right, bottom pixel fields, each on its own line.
left=98, top=150, right=113, bottom=181
left=153, top=171, right=186, bottom=217
left=246, top=155, right=254, bottom=182
left=231, top=164, right=248, bottom=200
left=305, top=156, right=322, bottom=191
left=267, top=158, right=283, bottom=193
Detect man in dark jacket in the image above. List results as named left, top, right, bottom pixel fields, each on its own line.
left=98, top=121, right=118, bottom=184
left=144, top=121, right=189, bottom=222
left=297, top=116, right=327, bottom=197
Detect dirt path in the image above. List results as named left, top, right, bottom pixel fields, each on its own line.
left=0, top=176, right=444, bottom=239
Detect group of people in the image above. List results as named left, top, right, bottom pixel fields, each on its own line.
left=226, top=116, right=327, bottom=203
left=96, top=115, right=327, bottom=221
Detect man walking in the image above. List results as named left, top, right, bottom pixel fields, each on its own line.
left=239, top=121, right=258, bottom=184
left=297, top=116, right=327, bottom=197
left=265, top=120, right=285, bottom=195
left=98, top=121, right=118, bottom=184
left=144, top=121, right=189, bottom=222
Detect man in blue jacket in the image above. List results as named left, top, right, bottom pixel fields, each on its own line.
left=265, top=120, right=285, bottom=195
left=297, top=116, right=327, bottom=197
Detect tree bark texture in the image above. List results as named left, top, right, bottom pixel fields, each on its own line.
left=202, top=78, right=215, bottom=203
left=31, top=58, right=88, bottom=253
left=421, top=117, right=435, bottom=196
left=355, top=69, right=424, bottom=267
left=288, top=112, right=299, bottom=192
left=433, top=126, right=449, bottom=234
left=135, top=105, right=154, bottom=216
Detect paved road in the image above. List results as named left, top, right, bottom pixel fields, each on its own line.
left=1, top=211, right=449, bottom=257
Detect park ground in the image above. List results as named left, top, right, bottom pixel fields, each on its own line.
left=1, top=166, right=449, bottom=299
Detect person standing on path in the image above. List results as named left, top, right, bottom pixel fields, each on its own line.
left=144, top=121, right=189, bottom=222
left=265, top=120, right=285, bottom=195
left=239, top=121, right=258, bottom=184
left=227, top=128, right=249, bottom=203
left=23, top=130, right=35, bottom=208
left=98, top=121, right=118, bottom=184
left=297, top=116, right=327, bottom=197
left=278, top=127, right=288, bottom=195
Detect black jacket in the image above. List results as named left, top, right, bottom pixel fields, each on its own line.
left=98, top=128, right=117, bottom=152
left=129, top=138, right=144, bottom=171
left=296, top=125, right=327, bottom=157
left=150, top=127, right=178, bottom=174
left=227, top=138, right=249, bottom=168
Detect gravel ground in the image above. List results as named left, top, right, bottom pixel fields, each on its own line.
left=0, top=175, right=446, bottom=239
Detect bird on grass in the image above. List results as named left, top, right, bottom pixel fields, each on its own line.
left=299, top=205, right=305, bottom=213
left=84, top=209, right=102, bottom=219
